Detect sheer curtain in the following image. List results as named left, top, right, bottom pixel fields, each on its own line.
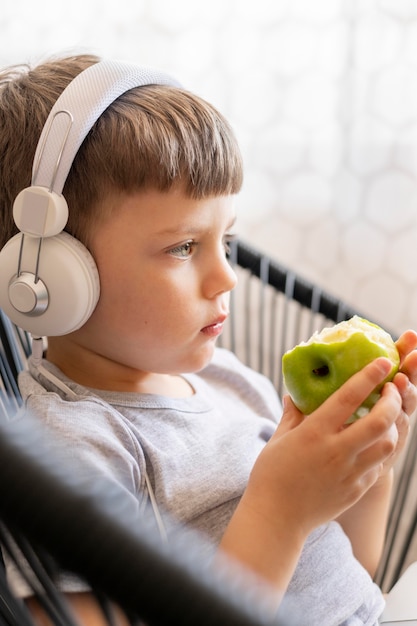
left=227, top=0, right=417, bottom=336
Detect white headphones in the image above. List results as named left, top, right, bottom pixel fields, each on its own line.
left=0, top=60, right=179, bottom=337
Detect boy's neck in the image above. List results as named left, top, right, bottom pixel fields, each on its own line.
left=45, top=339, right=195, bottom=397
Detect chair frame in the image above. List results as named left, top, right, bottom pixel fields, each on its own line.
left=0, top=238, right=416, bottom=622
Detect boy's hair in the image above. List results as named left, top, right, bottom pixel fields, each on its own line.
left=0, top=54, right=243, bottom=248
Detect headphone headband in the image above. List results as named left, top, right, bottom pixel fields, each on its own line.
left=32, top=60, right=181, bottom=195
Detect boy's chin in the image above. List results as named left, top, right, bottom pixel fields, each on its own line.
left=182, top=344, right=217, bottom=374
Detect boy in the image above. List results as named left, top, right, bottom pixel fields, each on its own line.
left=1, top=54, right=417, bottom=625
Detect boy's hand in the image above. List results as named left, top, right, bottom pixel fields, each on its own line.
left=247, top=357, right=402, bottom=539
left=223, top=355, right=407, bottom=590
left=277, top=329, right=417, bottom=481
left=378, top=329, right=417, bottom=475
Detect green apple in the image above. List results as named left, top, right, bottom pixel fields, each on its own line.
left=282, top=315, right=400, bottom=422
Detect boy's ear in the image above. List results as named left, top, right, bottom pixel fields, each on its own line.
left=0, top=60, right=180, bottom=337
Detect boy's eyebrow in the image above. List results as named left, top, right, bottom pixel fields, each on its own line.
left=155, top=216, right=237, bottom=237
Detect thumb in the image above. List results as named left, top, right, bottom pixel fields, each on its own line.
left=277, top=394, right=305, bottom=434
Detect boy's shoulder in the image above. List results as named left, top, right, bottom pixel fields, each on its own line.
left=17, top=363, right=121, bottom=427
left=206, top=347, right=274, bottom=387
left=201, top=347, right=281, bottom=414
left=208, top=346, right=260, bottom=373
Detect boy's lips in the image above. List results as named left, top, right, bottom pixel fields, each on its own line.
left=201, top=315, right=228, bottom=336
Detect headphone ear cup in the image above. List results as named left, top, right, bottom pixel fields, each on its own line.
left=0, top=231, right=100, bottom=336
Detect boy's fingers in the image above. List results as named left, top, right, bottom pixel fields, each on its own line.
left=398, top=350, right=417, bottom=386
left=395, top=330, right=417, bottom=365
left=342, top=382, right=401, bottom=456
left=393, top=370, right=417, bottom=416
left=274, top=395, right=304, bottom=435
left=310, top=357, right=395, bottom=431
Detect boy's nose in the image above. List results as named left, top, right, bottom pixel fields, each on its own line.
left=204, top=253, right=237, bottom=298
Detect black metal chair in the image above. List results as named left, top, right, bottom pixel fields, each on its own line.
left=0, top=238, right=415, bottom=624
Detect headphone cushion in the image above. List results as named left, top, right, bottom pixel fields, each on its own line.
left=0, top=232, right=100, bottom=336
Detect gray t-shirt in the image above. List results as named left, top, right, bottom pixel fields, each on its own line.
left=12, top=347, right=384, bottom=625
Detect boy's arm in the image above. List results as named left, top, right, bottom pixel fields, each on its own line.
left=219, top=483, right=306, bottom=604
left=337, top=332, right=417, bottom=576
left=220, top=358, right=402, bottom=595
left=26, top=593, right=130, bottom=626
left=336, top=469, right=393, bottom=576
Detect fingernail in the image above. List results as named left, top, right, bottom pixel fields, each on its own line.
left=376, top=357, right=392, bottom=375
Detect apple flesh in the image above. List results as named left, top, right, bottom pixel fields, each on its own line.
left=282, top=315, right=400, bottom=421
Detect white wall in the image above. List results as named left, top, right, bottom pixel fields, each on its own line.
left=2, top=0, right=417, bottom=335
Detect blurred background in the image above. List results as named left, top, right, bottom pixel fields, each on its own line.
left=2, top=0, right=417, bottom=336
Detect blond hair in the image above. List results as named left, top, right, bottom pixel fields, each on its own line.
left=0, top=54, right=243, bottom=248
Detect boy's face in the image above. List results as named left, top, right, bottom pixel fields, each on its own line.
left=55, top=187, right=237, bottom=391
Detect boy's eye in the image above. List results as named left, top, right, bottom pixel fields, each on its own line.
left=223, top=233, right=237, bottom=256
left=169, top=241, right=197, bottom=258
